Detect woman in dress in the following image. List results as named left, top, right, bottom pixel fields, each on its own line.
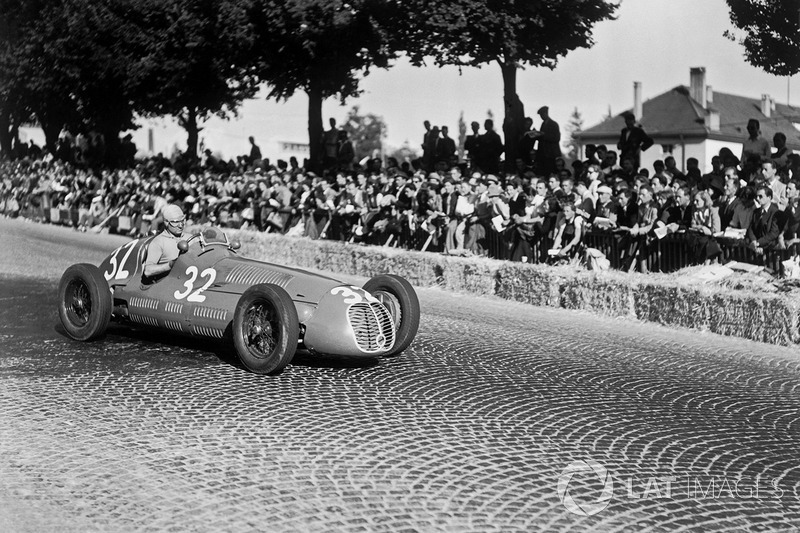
left=687, top=190, right=722, bottom=264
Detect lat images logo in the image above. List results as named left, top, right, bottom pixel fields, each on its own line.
left=557, top=459, right=614, bottom=516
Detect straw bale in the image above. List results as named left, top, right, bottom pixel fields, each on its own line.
left=438, top=255, right=499, bottom=295
left=205, top=227, right=800, bottom=347
left=632, top=283, right=712, bottom=330
left=495, top=263, right=558, bottom=306
left=704, top=293, right=799, bottom=345
left=559, top=273, right=635, bottom=318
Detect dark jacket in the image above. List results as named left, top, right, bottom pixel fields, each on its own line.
left=747, top=203, right=781, bottom=248
left=719, top=196, right=753, bottom=230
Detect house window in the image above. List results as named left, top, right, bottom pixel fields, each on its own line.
left=661, top=144, right=674, bottom=155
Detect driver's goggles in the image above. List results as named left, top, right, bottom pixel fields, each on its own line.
left=167, top=218, right=186, bottom=226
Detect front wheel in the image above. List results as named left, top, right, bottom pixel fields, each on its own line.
left=363, top=274, right=420, bottom=356
left=58, top=263, right=112, bottom=341
left=232, top=284, right=299, bottom=374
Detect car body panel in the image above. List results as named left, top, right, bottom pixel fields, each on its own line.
left=102, top=227, right=396, bottom=357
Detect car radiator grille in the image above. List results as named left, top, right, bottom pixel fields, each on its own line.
left=347, top=302, right=396, bottom=353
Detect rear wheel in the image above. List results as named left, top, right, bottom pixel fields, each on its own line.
left=232, top=284, right=299, bottom=374
left=58, top=264, right=112, bottom=341
left=363, top=274, right=420, bottom=356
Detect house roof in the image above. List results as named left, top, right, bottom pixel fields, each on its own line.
left=576, top=85, right=800, bottom=150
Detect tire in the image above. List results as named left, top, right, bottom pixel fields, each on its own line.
left=232, top=284, right=299, bottom=375
left=363, top=274, right=420, bottom=356
left=58, top=263, right=112, bottom=341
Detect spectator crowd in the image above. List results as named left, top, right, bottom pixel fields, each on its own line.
left=2, top=113, right=800, bottom=275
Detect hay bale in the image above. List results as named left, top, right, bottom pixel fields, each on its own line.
left=197, top=226, right=800, bottom=347
left=495, top=262, right=558, bottom=306
left=438, top=255, right=499, bottom=295
left=559, top=272, right=635, bottom=318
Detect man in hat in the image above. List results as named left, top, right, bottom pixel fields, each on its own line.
left=143, top=204, right=186, bottom=280
left=532, top=106, right=561, bottom=177
left=593, top=185, right=619, bottom=229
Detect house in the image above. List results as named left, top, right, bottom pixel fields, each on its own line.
left=575, top=67, right=800, bottom=173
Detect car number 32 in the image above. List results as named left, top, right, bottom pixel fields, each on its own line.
left=174, top=266, right=217, bottom=303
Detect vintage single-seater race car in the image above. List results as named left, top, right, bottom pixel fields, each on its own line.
left=57, top=227, right=420, bottom=374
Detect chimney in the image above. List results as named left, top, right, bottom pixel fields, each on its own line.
left=633, top=81, right=643, bottom=121
left=761, top=94, right=773, bottom=117
left=705, top=110, right=720, bottom=131
left=689, top=67, right=707, bottom=108
left=706, top=86, right=713, bottom=105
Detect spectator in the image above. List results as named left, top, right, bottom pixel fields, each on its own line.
left=476, top=119, right=503, bottom=175
left=248, top=136, right=262, bottom=167
left=664, top=156, right=685, bottom=182
left=781, top=180, right=800, bottom=251
left=601, top=150, right=620, bottom=180
left=770, top=132, right=793, bottom=175
left=464, top=121, right=481, bottom=168
left=615, top=189, right=638, bottom=229
left=741, top=118, right=771, bottom=170
left=747, top=185, right=781, bottom=254
left=686, top=190, right=722, bottom=264
left=593, top=185, right=619, bottom=229
left=658, top=186, right=694, bottom=235
left=436, top=126, right=457, bottom=166
left=626, top=185, right=658, bottom=273
left=518, top=117, right=536, bottom=167
left=574, top=180, right=595, bottom=222
left=617, top=111, right=653, bottom=169
left=532, top=106, right=562, bottom=177
left=551, top=202, right=584, bottom=260
left=761, top=159, right=787, bottom=210
left=719, top=168, right=754, bottom=232
left=322, top=118, right=340, bottom=170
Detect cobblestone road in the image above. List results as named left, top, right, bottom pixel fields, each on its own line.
left=1, top=220, right=800, bottom=532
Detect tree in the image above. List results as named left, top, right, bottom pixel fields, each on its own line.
left=249, top=0, right=404, bottom=172
left=131, top=0, right=260, bottom=159
left=0, top=0, right=146, bottom=162
left=341, top=105, right=386, bottom=163
left=402, top=0, right=618, bottom=172
left=563, top=107, right=584, bottom=162
left=388, top=140, right=419, bottom=166
left=725, top=0, right=800, bottom=76
left=0, top=0, right=70, bottom=155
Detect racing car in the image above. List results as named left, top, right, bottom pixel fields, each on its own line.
left=57, top=226, right=420, bottom=374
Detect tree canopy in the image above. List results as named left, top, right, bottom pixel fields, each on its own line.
left=130, top=0, right=260, bottom=158
left=249, top=0, right=404, bottom=170
left=725, top=0, right=800, bottom=77
left=402, top=0, right=618, bottom=170
left=0, top=0, right=261, bottom=162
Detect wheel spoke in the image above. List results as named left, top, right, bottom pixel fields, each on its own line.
left=243, top=302, right=279, bottom=358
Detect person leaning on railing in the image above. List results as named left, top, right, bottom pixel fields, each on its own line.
left=746, top=185, right=781, bottom=256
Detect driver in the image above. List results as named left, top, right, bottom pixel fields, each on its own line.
left=143, top=204, right=186, bottom=280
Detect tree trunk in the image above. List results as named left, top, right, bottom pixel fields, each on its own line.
left=183, top=107, right=200, bottom=161
left=500, top=62, right=525, bottom=173
left=0, top=106, right=12, bottom=158
left=307, top=78, right=324, bottom=174
left=41, top=121, right=61, bottom=152
left=101, top=125, right=121, bottom=168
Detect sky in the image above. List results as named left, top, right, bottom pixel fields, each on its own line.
left=43, top=0, right=800, bottom=161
